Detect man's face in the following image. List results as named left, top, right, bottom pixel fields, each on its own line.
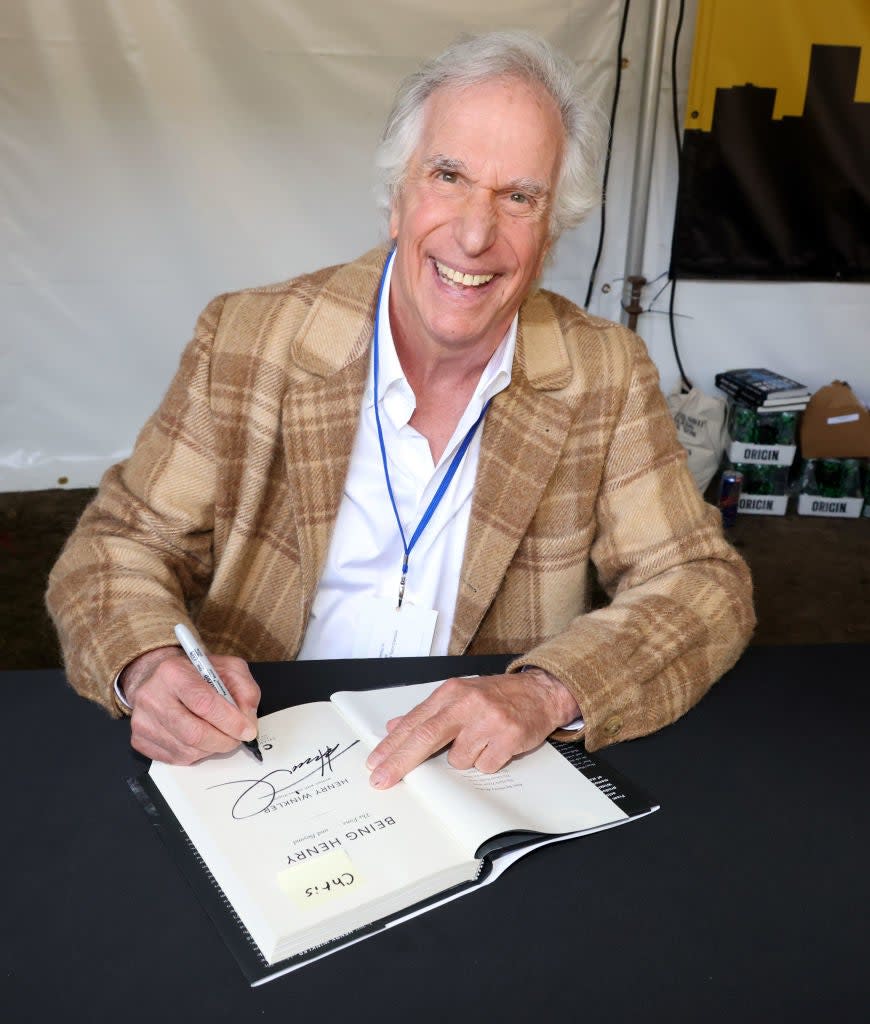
left=388, top=75, right=563, bottom=359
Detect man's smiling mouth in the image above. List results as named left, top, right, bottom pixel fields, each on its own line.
left=434, top=259, right=495, bottom=288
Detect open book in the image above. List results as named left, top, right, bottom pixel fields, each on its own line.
left=137, top=680, right=657, bottom=985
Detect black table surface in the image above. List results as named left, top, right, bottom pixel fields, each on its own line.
left=4, top=646, right=868, bottom=1022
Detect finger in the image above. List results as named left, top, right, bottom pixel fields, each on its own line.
left=211, top=655, right=261, bottom=719
left=177, top=676, right=258, bottom=745
left=446, top=723, right=514, bottom=773
left=155, top=657, right=256, bottom=743
left=366, top=704, right=438, bottom=770
left=129, top=692, right=215, bottom=765
left=132, top=660, right=251, bottom=761
left=446, top=734, right=489, bottom=771
left=368, top=708, right=462, bottom=789
left=367, top=681, right=466, bottom=769
left=135, top=684, right=242, bottom=762
left=473, top=742, right=514, bottom=774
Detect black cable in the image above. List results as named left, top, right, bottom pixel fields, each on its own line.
left=647, top=272, right=672, bottom=309
left=584, top=0, right=631, bottom=309
left=668, top=0, right=693, bottom=391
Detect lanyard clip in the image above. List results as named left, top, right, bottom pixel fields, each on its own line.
left=397, top=572, right=407, bottom=609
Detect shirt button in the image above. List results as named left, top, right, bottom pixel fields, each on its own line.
left=602, top=715, right=623, bottom=737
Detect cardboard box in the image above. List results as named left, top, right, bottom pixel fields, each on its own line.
left=797, top=494, right=864, bottom=518
left=728, top=441, right=796, bottom=467
left=728, top=463, right=790, bottom=514
left=738, top=493, right=789, bottom=516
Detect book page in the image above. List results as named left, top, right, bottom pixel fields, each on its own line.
left=148, top=701, right=475, bottom=963
left=331, top=681, right=627, bottom=856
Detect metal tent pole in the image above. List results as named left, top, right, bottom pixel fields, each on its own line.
left=621, top=0, right=671, bottom=332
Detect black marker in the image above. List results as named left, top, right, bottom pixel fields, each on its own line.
left=174, top=623, right=263, bottom=762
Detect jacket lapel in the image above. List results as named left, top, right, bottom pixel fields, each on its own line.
left=281, top=359, right=368, bottom=616
left=450, top=289, right=574, bottom=653
left=280, top=248, right=387, bottom=621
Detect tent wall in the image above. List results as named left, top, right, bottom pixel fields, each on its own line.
left=3, top=0, right=868, bottom=491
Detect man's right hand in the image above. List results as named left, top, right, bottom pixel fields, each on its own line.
left=120, top=646, right=261, bottom=765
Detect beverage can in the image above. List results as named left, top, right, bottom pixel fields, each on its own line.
left=718, top=469, right=744, bottom=527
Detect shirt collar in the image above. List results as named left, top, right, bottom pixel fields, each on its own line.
left=368, top=247, right=517, bottom=417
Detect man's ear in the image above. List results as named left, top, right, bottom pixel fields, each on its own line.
left=389, top=201, right=400, bottom=241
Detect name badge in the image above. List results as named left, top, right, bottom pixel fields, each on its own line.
left=350, top=597, right=437, bottom=659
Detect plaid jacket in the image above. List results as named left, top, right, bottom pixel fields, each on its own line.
left=47, top=247, right=754, bottom=750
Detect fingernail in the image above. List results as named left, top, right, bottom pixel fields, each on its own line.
left=242, top=726, right=257, bottom=742
left=369, top=769, right=387, bottom=788
left=366, top=751, right=383, bottom=770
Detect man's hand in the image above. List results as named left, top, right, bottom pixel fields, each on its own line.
left=365, top=669, right=580, bottom=789
left=120, top=646, right=261, bottom=765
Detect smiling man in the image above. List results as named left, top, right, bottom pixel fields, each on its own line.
left=47, top=31, right=754, bottom=775
left=388, top=76, right=560, bottom=377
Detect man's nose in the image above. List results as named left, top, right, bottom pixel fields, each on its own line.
left=453, top=188, right=498, bottom=255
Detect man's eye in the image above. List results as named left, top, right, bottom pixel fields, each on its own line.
left=510, top=192, right=529, bottom=204
left=437, top=170, right=458, bottom=184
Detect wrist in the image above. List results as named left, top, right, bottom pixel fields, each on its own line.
left=119, top=646, right=182, bottom=706
left=522, top=667, right=581, bottom=727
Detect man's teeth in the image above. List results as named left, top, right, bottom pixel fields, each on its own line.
left=434, top=260, right=494, bottom=287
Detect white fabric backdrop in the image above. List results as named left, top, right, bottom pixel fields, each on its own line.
left=3, top=0, right=868, bottom=491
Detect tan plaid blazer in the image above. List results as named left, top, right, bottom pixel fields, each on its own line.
left=47, top=247, right=754, bottom=750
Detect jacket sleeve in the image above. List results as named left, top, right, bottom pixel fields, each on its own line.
left=509, top=335, right=756, bottom=750
left=45, top=295, right=227, bottom=715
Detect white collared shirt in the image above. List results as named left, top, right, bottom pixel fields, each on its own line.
left=297, top=250, right=516, bottom=660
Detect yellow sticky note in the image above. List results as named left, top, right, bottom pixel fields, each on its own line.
left=277, top=849, right=362, bottom=909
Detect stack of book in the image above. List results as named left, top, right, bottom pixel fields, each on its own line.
left=714, top=367, right=811, bottom=412
left=715, top=368, right=811, bottom=517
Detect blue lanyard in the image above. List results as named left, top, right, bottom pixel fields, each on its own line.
left=372, top=250, right=491, bottom=607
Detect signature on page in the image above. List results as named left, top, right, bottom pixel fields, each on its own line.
left=209, top=740, right=360, bottom=819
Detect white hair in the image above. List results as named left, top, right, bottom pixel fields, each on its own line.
left=375, top=30, right=607, bottom=238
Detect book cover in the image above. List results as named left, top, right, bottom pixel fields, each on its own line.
left=715, top=368, right=810, bottom=402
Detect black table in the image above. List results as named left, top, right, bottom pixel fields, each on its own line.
left=5, top=647, right=868, bottom=1022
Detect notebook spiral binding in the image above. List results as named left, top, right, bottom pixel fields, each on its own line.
left=128, top=774, right=269, bottom=970
left=175, top=822, right=267, bottom=963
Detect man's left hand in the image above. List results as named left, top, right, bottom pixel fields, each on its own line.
left=365, top=669, right=580, bottom=788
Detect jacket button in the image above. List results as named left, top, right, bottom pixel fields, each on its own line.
left=602, top=715, right=623, bottom=737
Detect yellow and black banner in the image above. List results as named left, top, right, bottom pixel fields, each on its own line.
left=670, top=0, right=870, bottom=280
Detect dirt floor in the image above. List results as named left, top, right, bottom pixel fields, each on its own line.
left=2, top=485, right=869, bottom=671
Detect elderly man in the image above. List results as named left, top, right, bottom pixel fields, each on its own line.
left=47, top=31, right=754, bottom=781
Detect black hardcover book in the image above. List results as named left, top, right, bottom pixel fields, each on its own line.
left=716, top=377, right=809, bottom=410
left=716, top=366, right=810, bottom=401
